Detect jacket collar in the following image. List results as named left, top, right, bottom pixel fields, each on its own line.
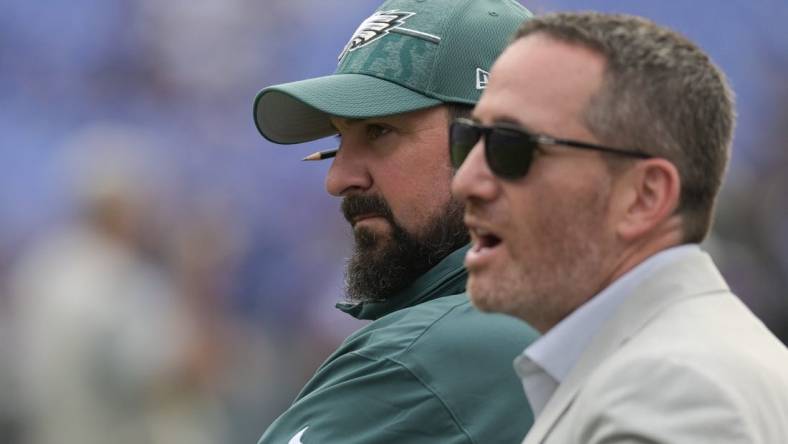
left=523, top=248, right=730, bottom=443
left=336, top=245, right=469, bottom=320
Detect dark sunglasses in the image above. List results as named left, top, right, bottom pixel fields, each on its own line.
left=450, top=118, right=653, bottom=180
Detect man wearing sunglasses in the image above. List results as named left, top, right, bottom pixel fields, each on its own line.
left=452, top=11, right=788, bottom=443
left=252, top=0, right=539, bottom=443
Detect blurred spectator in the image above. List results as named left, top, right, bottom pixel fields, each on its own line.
left=8, top=125, right=228, bottom=444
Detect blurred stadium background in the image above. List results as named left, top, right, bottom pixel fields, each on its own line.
left=0, top=0, right=786, bottom=443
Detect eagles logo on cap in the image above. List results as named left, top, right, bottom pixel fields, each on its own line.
left=255, top=0, right=534, bottom=145
left=338, top=10, right=440, bottom=62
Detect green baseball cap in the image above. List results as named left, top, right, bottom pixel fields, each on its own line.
left=253, top=0, right=532, bottom=144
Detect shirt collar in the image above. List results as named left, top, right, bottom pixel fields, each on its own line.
left=525, top=244, right=701, bottom=382
left=516, top=244, right=700, bottom=415
left=336, top=245, right=469, bottom=320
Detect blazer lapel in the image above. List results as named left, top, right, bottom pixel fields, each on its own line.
left=523, top=250, right=729, bottom=444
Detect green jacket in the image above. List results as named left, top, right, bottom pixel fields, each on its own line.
left=259, top=246, right=538, bottom=443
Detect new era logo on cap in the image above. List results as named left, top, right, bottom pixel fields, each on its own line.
left=476, top=68, right=490, bottom=90
left=338, top=10, right=441, bottom=62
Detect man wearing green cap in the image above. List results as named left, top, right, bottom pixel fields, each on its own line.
left=253, top=0, right=538, bottom=443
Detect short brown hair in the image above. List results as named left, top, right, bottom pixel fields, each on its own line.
left=515, top=12, right=735, bottom=243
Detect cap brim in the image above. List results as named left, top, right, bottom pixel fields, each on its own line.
left=253, top=74, right=442, bottom=144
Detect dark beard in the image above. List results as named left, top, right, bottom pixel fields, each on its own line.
left=342, top=194, right=469, bottom=303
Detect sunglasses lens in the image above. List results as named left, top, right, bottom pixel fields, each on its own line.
left=450, top=120, right=535, bottom=180
left=450, top=121, right=479, bottom=169
left=487, top=128, right=534, bottom=179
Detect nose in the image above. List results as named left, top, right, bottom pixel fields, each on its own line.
left=325, top=143, right=373, bottom=196
left=451, top=140, right=499, bottom=204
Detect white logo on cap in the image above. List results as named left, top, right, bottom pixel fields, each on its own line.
left=338, top=10, right=441, bottom=62
left=476, top=68, right=490, bottom=90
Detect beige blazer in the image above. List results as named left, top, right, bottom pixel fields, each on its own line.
left=523, top=250, right=788, bottom=444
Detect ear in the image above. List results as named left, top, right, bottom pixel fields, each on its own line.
left=614, top=158, right=681, bottom=242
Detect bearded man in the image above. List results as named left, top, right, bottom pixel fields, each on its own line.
left=251, top=1, right=539, bottom=443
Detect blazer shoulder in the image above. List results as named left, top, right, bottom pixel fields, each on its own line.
left=571, top=354, right=758, bottom=443
left=569, top=293, right=788, bottom=443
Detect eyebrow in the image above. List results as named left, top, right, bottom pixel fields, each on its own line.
left=328, top=117, right=366, bottom=133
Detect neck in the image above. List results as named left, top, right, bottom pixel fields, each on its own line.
left=598, top=215, right=686, bottom=293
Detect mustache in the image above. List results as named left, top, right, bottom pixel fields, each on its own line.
left=341, top=194, right=395, bottom=225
